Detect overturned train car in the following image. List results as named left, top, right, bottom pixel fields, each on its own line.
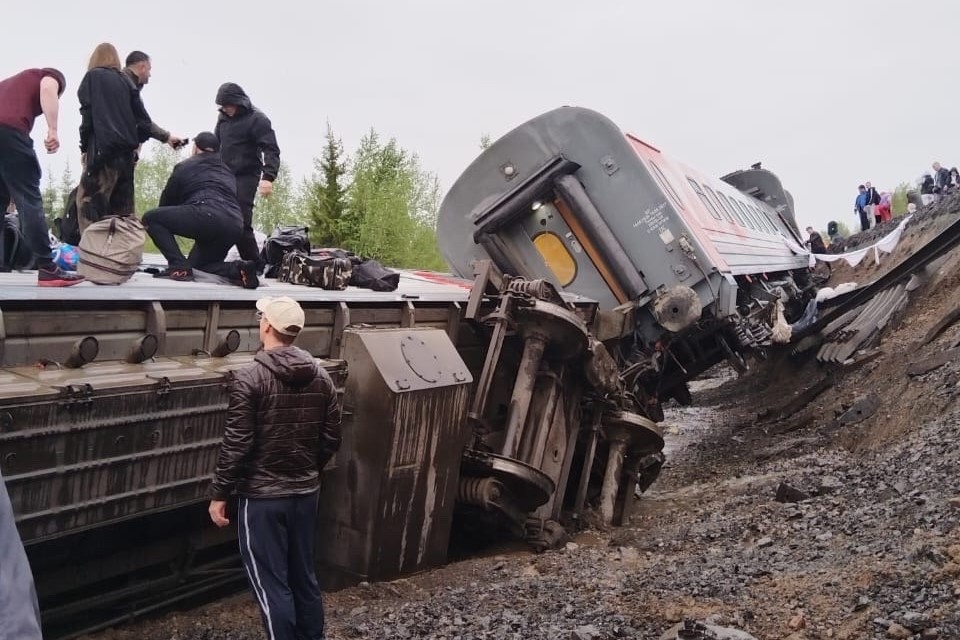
left=438, top=106, right=815, bottom=422
left=0, top=263, right=660, bottom=637
left=1, top=106, right=814, bottom=638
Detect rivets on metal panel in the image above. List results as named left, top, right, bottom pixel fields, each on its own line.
left=395, top=379, right=411, bottom=391
left=150, top=430, right=161, bottom=446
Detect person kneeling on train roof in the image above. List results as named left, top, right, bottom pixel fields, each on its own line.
left=143, top=132, right=259, bottom=288
left=209, top=296, right=342, bottom=640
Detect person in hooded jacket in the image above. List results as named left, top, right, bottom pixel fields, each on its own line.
left=142, top=132, right=259, bottom=288
left=77, top=42, right=151, bottom=233
left=209, top=296, right=341, bottom=640
left=213, top=83, right=281, bottom=266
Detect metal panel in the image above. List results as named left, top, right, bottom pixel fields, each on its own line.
left=315, top=327, right=473, bottom=587
left=0, top=356, right=348, bottom=544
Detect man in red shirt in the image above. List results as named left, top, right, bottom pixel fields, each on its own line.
left=0, top=68, right=84, bottom=286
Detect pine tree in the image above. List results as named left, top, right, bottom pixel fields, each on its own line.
left=40, top=167, right=61, bottom=228
left=305, top=123, right=348, bottom=247
left=58, top=162, right=75, bottom=211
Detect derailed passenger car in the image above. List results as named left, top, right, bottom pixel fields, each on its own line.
left=438, top=106, right=814, bottom=421
left=1, top=105, right=814, bottom=638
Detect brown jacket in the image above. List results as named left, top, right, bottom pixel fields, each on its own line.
left=210, top=346, right=341, bottom=500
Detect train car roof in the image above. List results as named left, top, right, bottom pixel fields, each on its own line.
left=0, top=258, right=598, bottom=305
left=0, top=269, right=474, bottom=304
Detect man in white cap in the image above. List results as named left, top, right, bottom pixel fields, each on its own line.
left=209, top=296, right=341, bottom=640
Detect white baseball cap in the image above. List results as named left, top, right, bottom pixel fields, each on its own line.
left=255, top=296, right=305, bottom=336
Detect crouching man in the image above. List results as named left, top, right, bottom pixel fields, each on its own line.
left=142, top=131, right=258, bottom=288
left=209, top=297, right=342, bottom=640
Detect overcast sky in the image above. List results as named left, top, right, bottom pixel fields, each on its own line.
left=5, top=0, right=959, bottom=237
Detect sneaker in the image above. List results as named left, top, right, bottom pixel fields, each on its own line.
left=239, top=260, right=260, bottom=289
left=38, top=264, right=84, bottom=287
left=169, top=267, right=194, bottom=282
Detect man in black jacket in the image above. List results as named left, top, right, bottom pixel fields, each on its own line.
left=209, top=296, right=342, bottom=640
left=142, top=132, right=258, bottom=287
left=214, top=83, right=280, bottom=266
left=122, top=51, right=184, bottom=150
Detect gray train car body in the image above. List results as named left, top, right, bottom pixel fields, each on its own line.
left=438, top=107, right=814, bottom=416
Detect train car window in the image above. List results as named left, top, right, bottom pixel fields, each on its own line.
left=753, top=205, right=776, bottom=233
left=686, top=177, right=722, bottom=220
left=750, top=203, right=773, bottom=233
left=717, top=192, right=747, bottom=227
left=532, top=232, right=577, bottom=286
left=746, top=203, right=766, bottom=232
left=703, top=186, right=735, bottom=224
left=648, top=160, right=685, bottom=211
left=733, top=199, right=758, bottom=230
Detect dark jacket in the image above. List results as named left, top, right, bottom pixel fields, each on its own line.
left=122, top=67, right=169, bottom=143
left=934, top=167, right=951, bottom=192
left=865, top=186, right=881, bottom=206
left=210, top=346, right=342, bottom=500
left=0, top=469, right=43, bottom=640
left=214, top=83, right=281, bottom=181
left=78, top=67, right=151, bottom=160
left=808, top=230, right=827, bottom=254
left=159, top=152, right=243, bottom=221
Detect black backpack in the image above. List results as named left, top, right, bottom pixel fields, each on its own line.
left=0, top=213, right=35, bottom=271
left=261, top=225, right=310, bottom=278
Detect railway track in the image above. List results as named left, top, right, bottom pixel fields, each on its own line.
left=47, top=559, right=247, bottom=640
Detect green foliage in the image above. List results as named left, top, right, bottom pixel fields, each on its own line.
left=41, top=168, right=60, bottom=228
left=892, top=182, right=911, bottom=217
left=337, top=129, right=446, bottom=269
left=134, top=145, right=183, bottom=216
left=254, top=163, right=306, bottom=235
left=303, top=124, right=348, bottom=247
left=40, top=161, right=75, bottom=231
